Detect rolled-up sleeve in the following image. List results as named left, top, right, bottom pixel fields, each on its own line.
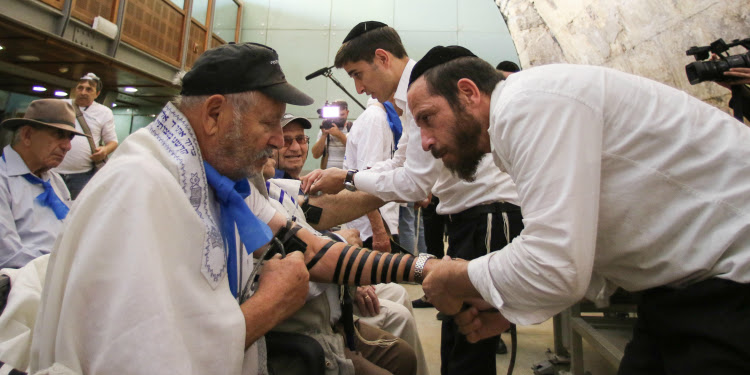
left=354, top=117, right=439, bottom=202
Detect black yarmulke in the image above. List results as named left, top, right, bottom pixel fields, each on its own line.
left=343, top=21, right=388, bottom=43
left=409, top=45, right=477, bottom=86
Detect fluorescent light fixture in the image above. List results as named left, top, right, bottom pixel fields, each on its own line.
left=17, top=55, right=40, bottom=62
left=32, top=86, right=47, bottom=92
left=123, top=87, right=138, bottom=93
left=54, top=91, right=68, bottom=97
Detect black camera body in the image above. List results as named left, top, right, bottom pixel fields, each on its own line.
left=685, top=38, right=750, bottom=85
left=320, top=118, right=346, bottom=130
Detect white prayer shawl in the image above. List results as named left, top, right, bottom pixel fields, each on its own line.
left=30, top=103, right=263, bottom=375
left=0, top=254, right=49, bottom=371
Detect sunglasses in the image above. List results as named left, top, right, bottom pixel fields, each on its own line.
left=283, top=135, right=309, bottom=147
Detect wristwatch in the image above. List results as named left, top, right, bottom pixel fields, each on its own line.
left=344, top=169, right=358, bottom=191
left=414, top=253, right=436, bottom=284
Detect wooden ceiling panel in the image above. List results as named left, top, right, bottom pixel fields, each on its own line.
left=0, top=19, right=177, bottom=107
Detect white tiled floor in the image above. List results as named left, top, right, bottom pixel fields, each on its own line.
left=404, top=284, right=619, bottom=375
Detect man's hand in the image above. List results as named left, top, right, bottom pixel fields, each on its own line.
left=355, top=285, right=380, bottom=317
left=301, top=168, right=347, bottom=194
left=421, top=256, right=471, bottom=315
left=254, top=251, right=309, bottom=320
left=455, top=300, right=511, bottom=343
left=90, top=146, right=108, bottom=162
left=723, top=67, right=750, bottom=85
left=414, top=194, right=432, bottom=209
left=334, top=228, right=363, bottom=247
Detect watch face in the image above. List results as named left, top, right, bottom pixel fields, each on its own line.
left=344, top=183, right=356, bottom=192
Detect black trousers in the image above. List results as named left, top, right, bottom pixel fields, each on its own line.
left=421, top=196, right=446, bottom=258
left=618, top=278, right=750, bottom=375
left=441, top=203, right=524, bottom=375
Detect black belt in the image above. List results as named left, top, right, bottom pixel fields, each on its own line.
left=448, top=202, right=520, bottom=222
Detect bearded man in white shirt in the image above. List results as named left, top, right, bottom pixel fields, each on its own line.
left=409, top=45, right=750, bottom=375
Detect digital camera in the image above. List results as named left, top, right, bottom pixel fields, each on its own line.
left=685, top=38, right=750, bottom=85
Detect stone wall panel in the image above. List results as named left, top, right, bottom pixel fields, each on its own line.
left=496, top=0, right=750, bottom=114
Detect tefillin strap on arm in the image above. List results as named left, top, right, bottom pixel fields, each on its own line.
left=301, top=195, right=323, bottom=224
left=330, top=247, right=415, bottom=285
left=273, top=220, right=307, bottom=257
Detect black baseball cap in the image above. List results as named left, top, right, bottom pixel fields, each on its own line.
left=409, top=45, right=477, bottom=86
left=180, top=42, right=314, bottom=106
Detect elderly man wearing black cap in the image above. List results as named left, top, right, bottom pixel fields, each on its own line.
left=301, top=21, right=522, bottom=375
left=32, top=43, right=434, bottom=375
left=0, top=99, right=87, bottom=269
left=409, top=46, right=750, bottom=375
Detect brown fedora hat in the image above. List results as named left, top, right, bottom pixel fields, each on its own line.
left=1, top=99, right=89, bottom=138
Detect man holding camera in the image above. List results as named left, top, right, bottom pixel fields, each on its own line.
left=311, top=100, right=352, bottom=169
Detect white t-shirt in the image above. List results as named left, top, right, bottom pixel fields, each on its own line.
left=54, top=100, right=117, bottom=174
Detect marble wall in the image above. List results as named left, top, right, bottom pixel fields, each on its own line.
left=495, top=0, right=749, bottom=112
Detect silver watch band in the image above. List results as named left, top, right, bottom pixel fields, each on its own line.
left=414, top=253, right=435, bottom=284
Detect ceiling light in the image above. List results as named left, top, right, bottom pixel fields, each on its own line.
left=0, top=45, right=4, bottom=51
left=17, top=55, right=40, bottom=62
left=123, top=87, right=138, bottom=93
left=32, top=86, right=47, bottom=92
left=54, top=90, right=68, bottom=97
left=111, top=103, right=117, bottom=107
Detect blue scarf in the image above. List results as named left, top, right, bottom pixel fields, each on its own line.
left=203, top=162, right=273, bottom=298
left=383, top=101, right=402, bottom=150
left=22, top=173, right=70, bottom=220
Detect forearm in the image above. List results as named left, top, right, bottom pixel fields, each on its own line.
left=104, top=141, right=118, bottom=155
left=241, top=288, right=291, bottom=348
left=307, top=190, right=385, bottom=230
left=299, top=230, right=419, bottom=285
left=367, top=210, right=388, bottom=239
left=311, top=136, right=326, bottom=158
left=333, top=133, right=347, bottom=144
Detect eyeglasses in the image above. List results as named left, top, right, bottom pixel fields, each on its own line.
left=283, top=135, right=309, bottom=147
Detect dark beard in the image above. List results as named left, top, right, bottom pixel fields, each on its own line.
left=443, top=108, right=485, bottom=182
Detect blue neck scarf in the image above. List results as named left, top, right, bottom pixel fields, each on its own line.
left=1, top=153, right=69, bottom=220
left=203, top=162, right=273, bottom=298
left=383, top=101, right=403, bottom=150
left=23, top=173, right=70, bottom=220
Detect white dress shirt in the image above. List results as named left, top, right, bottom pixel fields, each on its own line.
left=468, top=64, right=750, bottom=325
left=353, top=59, right=518, bottom=214
left=0, top=145, right=71, bottom=269
left=54, top=100, right=117, bottom=174
left=343, top=99, right=400, bottom=240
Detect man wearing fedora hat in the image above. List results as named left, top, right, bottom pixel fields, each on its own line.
left=0, top=99, right=88, bottom=269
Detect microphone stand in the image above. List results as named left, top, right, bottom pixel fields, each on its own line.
left=318, top=68, right=366, bottom=110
